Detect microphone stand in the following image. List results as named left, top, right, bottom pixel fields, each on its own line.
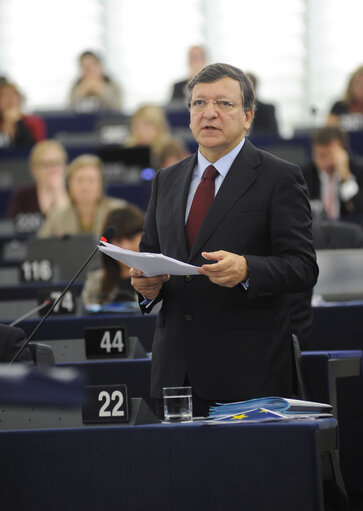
left=9, top=299, right=53, bottom=327
left=8, top=227, right=115, bottom=366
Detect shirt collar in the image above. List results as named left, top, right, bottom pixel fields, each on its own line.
left=197, top=138, right=246, bottom=179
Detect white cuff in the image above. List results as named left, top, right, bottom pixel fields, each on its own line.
left=340, top=177, right=359, bottom=201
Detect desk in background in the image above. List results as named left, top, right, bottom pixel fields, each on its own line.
left=309, top=302, right=363, bottom=351
left=15, top=313, right=157, bottom=353
left=307, top=302, right=363, bottom=497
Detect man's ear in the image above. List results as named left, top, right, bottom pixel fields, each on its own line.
left=245, top=109, right=254, bottom=130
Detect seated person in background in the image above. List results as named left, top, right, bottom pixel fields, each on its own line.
left=125, top=104, right=182, bottom=168
left=82, top=205, right=144, bottom=305
left=0, top=82, right=46, bottom=148
left=169, top=45, right=208, bottom=104
left=159, top=137, right=189, bottom=168
left=38, top=154, right=126, bottom=237
left=327, top=65, right=363, bottom=131
left=302, top=126, right=363, bottom=224
left=0, top=324, right=33, bottom=364
left=69, top=50, right=121, bottom=112
left=7, top=140, right=68, bottom=233
left=246, top=72, right=279, bottom=136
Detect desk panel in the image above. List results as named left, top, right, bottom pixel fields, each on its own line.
left=18, top=313, right=157, bottom=353
left=309, top=304, right=363, bottom=351
left=0, top=418, right=338, bottom=511
left=308, top=304, right=363, bottom=496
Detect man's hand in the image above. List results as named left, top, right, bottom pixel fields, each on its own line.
left=130, top=268, right=170, bottom=300
left=198, top=251, right=248, bottom=288
left=332, top=144, right=351, bottom=182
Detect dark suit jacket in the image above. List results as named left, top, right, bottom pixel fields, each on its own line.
left=0, top=324, right=33, bottom=363
left=302, top=158, right=363, bottom=223
left=250, top=99, right=279, bottom=136
left=170, top=79, right=188, bottom=103
left=141, top=139, right=318, bottom=401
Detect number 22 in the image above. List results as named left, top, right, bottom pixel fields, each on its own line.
left=98, top=390, right=124, bottom=417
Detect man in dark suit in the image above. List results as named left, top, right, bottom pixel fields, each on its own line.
left=169, top=45, right=207, bottom=104
left=302, top=126, right=363, bottom=224
left=0, top=324, right=33, bottom=363
left=131, top=63, right=318, bottom=417
left=246, top=72, right=279, bottom=136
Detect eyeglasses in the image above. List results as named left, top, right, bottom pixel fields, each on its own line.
left=189, top=99, right=241, bottom=113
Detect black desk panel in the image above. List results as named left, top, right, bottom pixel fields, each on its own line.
left=309, top=303, right=363, bottom=351
left=0, top=418, right=339, bottom=511
left=18, top=313, right=157, bottom=353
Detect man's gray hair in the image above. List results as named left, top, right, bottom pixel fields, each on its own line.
left=187, top=63, right=256, bottom=112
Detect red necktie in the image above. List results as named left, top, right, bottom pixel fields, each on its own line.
left=186, top=165, right=219, bottom=252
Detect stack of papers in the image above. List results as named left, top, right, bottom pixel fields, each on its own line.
left=209, top=408, right=287, bottom=423
left=98, top=241, right=200, bottom=277
left=207, top=397, right=333, bottom=423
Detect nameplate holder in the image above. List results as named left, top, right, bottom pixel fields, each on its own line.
left=82, top=384, right=130, bottom=424
left=19, top=259, right=54, bottom=283
left=37, top=289, right=77, bottom=316
left=85, top=326, right=128, bottom=359
left=14, top=212, right=44, bottom=234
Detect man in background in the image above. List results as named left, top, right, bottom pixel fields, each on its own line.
left=0, top=324, right=33, bottom=363
left=302, top=126, right=363, bottom=224
left=169, top=45, right=208, bottom=104
left=246, top=72, right=279, bottom=136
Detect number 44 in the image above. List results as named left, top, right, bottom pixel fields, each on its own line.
left=100, top=330, right=125, bottom=353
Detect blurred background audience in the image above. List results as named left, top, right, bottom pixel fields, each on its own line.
left=158, top=137, right=189, bottom=168
left=7, top=140, right=68, bottom=233
left=82, top=205, right=144, bottom=306
left=125, top=104, right=184, bottom=168
left=302, top=126, right=363, bottom=225
left=169, top=45, right=208, bottom=104
left=38, top=154, right=126, bottom=237
left=69, top=50, right=122, bottom=112
left=328, top=65, right=363, bottom=132
left=246, top=72, right=279, bottom=136
left=0, top=82, right=46, bottom=148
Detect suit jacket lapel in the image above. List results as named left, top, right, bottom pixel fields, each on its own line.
left=171, top=154, right=197, bottom=261
left=188, top=139, right=261, bottom=261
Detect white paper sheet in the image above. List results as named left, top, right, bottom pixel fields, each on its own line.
left=98, top=241, right=200, bottom=277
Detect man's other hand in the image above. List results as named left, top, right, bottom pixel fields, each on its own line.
left=198, top=251, right=248, bottom=287
left=130, top=268, right=170, bottom=300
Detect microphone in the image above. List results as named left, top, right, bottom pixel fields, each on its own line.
left=9, top=299, right=53, bottom=327
left=8, top=226, right=115, bottom=366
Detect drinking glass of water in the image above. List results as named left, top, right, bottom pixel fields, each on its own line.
left=163, top=386, right=193, bottom=422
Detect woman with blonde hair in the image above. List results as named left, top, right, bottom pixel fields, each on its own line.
left=126, top=104, right=182, bottom=168
left=38, top=154, right=126, bottom=237
left=328, top=65, right=363, bottom=131
left=7, top=140, right=68, bottom=233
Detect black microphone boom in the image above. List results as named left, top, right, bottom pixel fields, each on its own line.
left=8, top=227, right=115, bottom=365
